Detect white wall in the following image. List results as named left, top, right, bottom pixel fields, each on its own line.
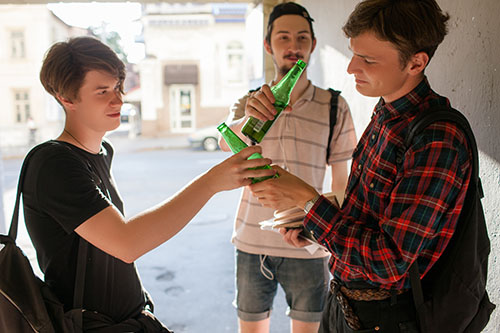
left=303, top=0, right=500, bottom=331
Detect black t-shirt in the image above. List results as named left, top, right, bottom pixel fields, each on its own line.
left=22, top=140, right=146, bottom=322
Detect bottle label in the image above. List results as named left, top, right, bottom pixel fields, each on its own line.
left=253, top=119, right=266, bottom=132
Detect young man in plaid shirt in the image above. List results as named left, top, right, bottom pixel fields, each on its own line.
left=248, top=0, right=471, bottom=331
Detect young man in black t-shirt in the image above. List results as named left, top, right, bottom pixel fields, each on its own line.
left=22, top=36, right=275, bottom=331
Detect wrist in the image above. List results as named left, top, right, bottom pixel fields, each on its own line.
left=300, top=186, right=320, bottom=210
left=200, top=169, right=220, bottom=196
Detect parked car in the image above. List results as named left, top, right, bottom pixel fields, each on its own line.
left=188, top=125, right=220, bottom=151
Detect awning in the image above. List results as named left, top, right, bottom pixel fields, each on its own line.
left=164, top=64, right=198, bottom=85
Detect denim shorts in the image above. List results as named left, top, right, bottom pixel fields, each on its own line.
left=234, top=249, right=330, bottom=322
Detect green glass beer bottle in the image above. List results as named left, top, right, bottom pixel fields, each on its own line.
left=241, top=59, right=307, bottom=143
left=217, top=122, right=277, bottom=184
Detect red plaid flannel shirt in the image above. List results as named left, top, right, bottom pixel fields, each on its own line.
left=304, top=78, right=472, bottom=289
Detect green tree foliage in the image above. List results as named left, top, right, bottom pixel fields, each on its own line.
left=90, top=24, right=128, bottom=64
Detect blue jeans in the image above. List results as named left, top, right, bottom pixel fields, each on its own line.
left=234, top=249, right=330, bottom=322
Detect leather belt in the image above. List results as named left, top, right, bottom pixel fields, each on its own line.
left=330, top=280, right=408, bottom=330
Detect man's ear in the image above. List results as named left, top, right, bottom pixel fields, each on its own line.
left=408, top=51, right=429, bottom=76
left=264, top=39, right=273, bottom=55
left=310, top=38, right=317, bottom=54
left=56, top=95, right=74, bottom=111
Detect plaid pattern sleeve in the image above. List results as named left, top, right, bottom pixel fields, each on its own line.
left=304, top=78, right=472, bottom=289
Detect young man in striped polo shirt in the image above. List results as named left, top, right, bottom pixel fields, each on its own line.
left=219, top=3, right=357, bottom=332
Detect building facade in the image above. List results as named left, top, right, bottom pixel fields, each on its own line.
left=138, top=3, right=251, bottom=135
left=0, top=5, right=87, bottom=149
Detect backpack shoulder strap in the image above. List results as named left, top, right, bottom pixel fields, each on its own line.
left=402, top=107, right=479, bottom=182
left=327, top=88, right=341, bottom=163
left=8, top=143, right=47, bottom=240
left=406, top=106, right=481, bottom=324
left=8, top=141, right=89, bottom=313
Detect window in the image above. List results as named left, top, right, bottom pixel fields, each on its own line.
left=226, top=41, right=244, bottom=84
left=11, top=30, right=26, bottom=59
left=14, top=90, right=31, bottom=123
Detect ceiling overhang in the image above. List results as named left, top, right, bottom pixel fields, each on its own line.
left=2, top=0, right=259, bottom=4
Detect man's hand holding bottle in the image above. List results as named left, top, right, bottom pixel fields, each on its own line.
left=242, top=60, right=306, bottom=143
left=205, top=145, right=276, bottom=193
left=244, top=84, right=293, bottom=122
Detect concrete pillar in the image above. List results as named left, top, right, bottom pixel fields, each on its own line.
left=0, top=150, right=6, bottom=234
left=262, top=0, right=278, bottom=82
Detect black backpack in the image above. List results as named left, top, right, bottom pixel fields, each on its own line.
left=0, top=145, right=88, bottom=332
left=401, top=107, right=496, bottom=332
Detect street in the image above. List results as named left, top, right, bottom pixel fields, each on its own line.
left=1, top=145, right=291, bottom=332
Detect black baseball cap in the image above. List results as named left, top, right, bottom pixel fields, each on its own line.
left=268, top=2, right=315, bottom=27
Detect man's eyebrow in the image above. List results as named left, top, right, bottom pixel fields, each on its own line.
left=275, top=29, right=311, bottom=35
left=347, top=46, right=376, bottom=60
left=94, top=81, right=120, bottom=91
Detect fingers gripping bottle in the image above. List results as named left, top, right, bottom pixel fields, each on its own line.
left=241, top=59, right=307, bottom=143
left=217, top=123, right=277, bottom=184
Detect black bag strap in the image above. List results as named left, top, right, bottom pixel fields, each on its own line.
left=409, top=261, right=425, bottom=325
left=404, top=106, right=481, bottom=321
left=401, top=106, right=480, bottom=185
left=7, top=142, right=89, bottom=312
left=8, top=144, right=45, bottom=240
left=327, top=89, right=341, bottom=163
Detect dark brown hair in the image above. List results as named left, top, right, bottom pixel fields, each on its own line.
left=265, top=2, right=315, bottom=46
left=342, top=0, right=450, bottom=66
left=40, top=36, right=125, bottom=106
